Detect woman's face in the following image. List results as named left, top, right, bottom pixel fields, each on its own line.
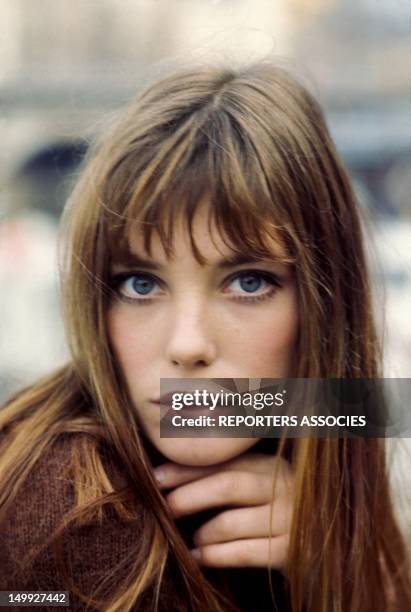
left=108, top=205, right=299, bottom=465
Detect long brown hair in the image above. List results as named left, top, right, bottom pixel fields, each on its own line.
left=1, top=62, right=410, bottom=611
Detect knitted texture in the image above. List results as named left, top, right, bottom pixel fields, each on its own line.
left=0, top=434, right=144, bottom=610
left=0, top=433, right=287, bottom=611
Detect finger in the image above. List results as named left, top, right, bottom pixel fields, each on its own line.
left=154, top=454, right=292, bottom=491
left=191, top=535, right=290, bottom=569
left=193, top=501, right=291, bottom=546
left=219, top=453, right=284, bottom=476
left=166, top=471, right=273, bottom=518
left=154, top=463, right=217, bottom=489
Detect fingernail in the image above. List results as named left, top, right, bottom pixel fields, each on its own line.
left=190, top=548, right=202, bottom=561
left=154, top=468, right=165, bottom=483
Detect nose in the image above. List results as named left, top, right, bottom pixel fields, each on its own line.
left=165, top=298, right=218, bottom=370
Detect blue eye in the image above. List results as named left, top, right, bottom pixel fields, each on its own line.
left=129, top=276, right=155, bottom=295
left=235, top=274, right=264, bottom=293
left=110, top=269, right=281, bottom=304
left=226, top=271, right=280, bottom=301
left=112, top=273, right=161, bottom=301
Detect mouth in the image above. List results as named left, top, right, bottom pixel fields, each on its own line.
left=151, top=391, right=191, bottom=405
left=151, top=384, right=243, bottom=414
left=150, top=395, right=232, bottom=415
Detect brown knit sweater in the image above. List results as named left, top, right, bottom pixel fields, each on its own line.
left=0, top=433, right=288, bottom=611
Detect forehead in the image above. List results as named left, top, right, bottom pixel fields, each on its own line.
left=131, top=205, right=227, bottom=262
left=111, top=202, right=291, bottom=267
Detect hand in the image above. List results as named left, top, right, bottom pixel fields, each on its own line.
left=154, top=453, right=294, bottom=570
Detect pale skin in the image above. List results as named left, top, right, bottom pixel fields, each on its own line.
left=153, top=452, right=294, bottom=569
left=108, top=204, right=298, bottom=570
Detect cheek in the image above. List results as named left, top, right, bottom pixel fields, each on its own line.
left=240, top=321, right=296, bottom=366
left=107, top=308, right=155, bottom=378
left=224, top=293, right=298, bottom=372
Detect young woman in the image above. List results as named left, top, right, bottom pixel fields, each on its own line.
left=0, top=63, right=409, bottom=611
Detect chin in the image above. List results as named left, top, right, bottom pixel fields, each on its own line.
left=155, top=437, right=258, bottom=466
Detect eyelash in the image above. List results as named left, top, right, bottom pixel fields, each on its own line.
left=109, top=270, right=282, bottom=305
left=224, top=271, right=281, bottom=303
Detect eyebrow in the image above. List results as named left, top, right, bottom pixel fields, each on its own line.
left=111, top=252, right=286, bottom=271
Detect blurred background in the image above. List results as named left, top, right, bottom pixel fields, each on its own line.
left=0, top=0, right=409, bottom=390
left=0, top=0, right=410, bottom=541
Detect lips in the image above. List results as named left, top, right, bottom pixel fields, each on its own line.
left=152, top=393, right=232, bottom=415
left=152, top=390, right=225, bottom=412
left=153, top=391, right=188, bottom=405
